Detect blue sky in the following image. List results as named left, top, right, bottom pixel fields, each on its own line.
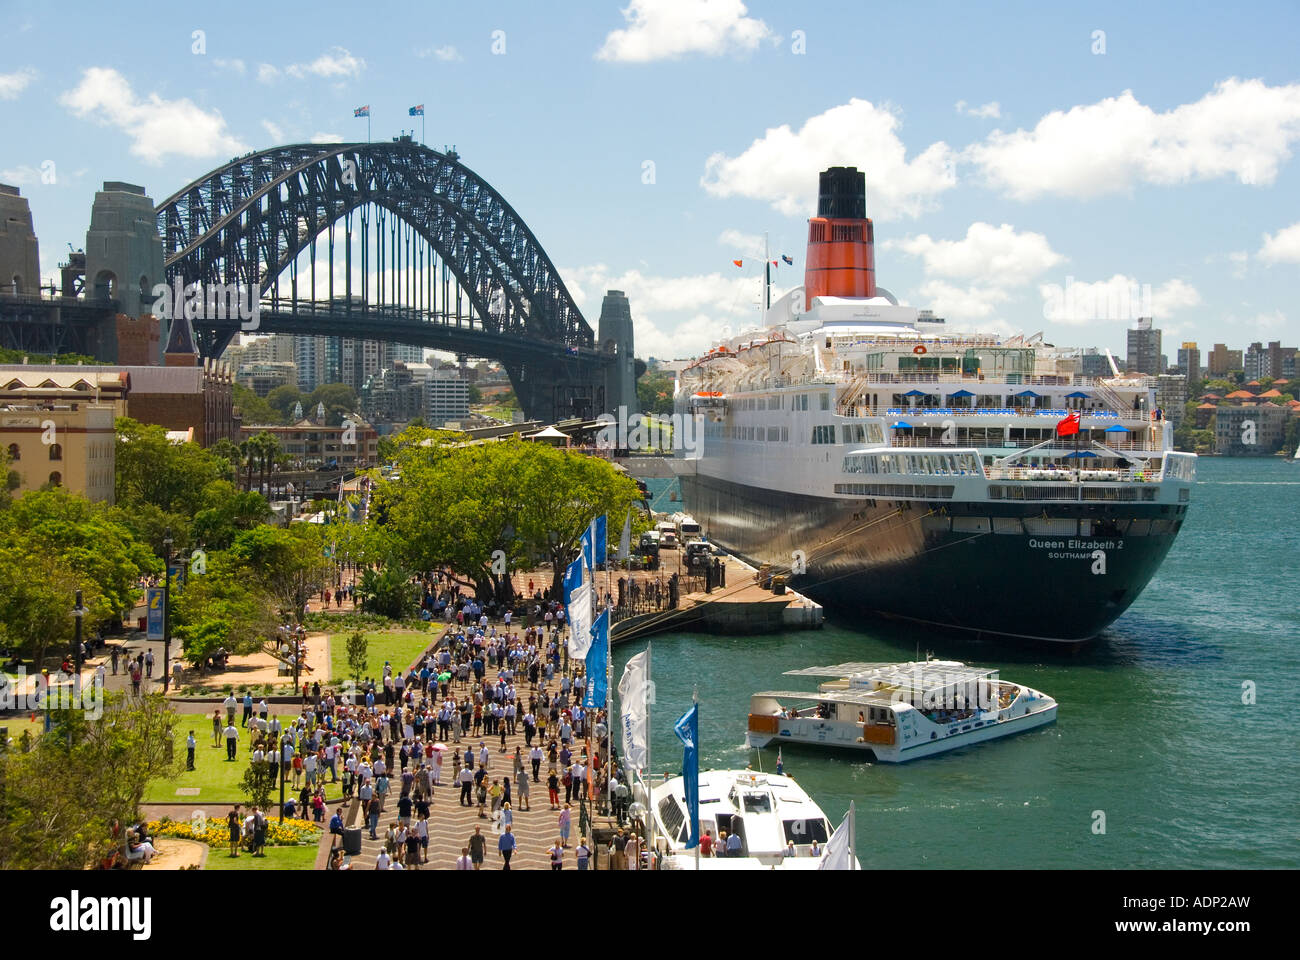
left=2, top=0, right=1298, bottom=361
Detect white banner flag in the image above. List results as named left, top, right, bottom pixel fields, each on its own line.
left=819, top=806, right=855, bottom=871
left=566, top=582, right=593, bottom=660
left=618, top=649, right=650, bottom=770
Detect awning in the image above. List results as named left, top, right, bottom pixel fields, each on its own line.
left=527, top=426, right=570, bottom=439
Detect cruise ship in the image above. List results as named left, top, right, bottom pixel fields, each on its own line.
left=671, top=167, right=1196, bottom=644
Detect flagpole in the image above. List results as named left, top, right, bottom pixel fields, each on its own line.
left=644, top=641, right=653, bottom=869
left=849, top=800, right=856, bottom=870
left=693, top=684, right=699, bottom=872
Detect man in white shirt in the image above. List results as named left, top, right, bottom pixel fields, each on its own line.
left=224, top=722, right=239, bottom=760
left=375, top=849, right=390, bottom=870
left=455, top=846, right=473, bottom=870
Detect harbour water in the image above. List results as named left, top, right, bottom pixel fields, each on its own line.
left=616, top=456, right=1300, bottom=868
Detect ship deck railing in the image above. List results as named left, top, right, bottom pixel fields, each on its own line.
left=864, top=406, right=1135, bottom=420
left=886, top=435, right=1162, bottom=454
left=985, top=466, right=1158, bottom=482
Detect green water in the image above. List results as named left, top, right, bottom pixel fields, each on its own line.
left=615, top=457, right=1300, bottom=868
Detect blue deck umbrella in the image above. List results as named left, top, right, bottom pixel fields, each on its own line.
left=1065, top=390, right=1091, bottom=399
left=902, top=389, right=931, bottom=397
left=949, top=389, right=975, bottom=398
left=1103, top=424, right=1130, bottom=432
left=1064, top=450, right=1099, bottom=458
left=1013, top=389, right=1041, bottom=398
left=889, top=421, right=913, bottom=429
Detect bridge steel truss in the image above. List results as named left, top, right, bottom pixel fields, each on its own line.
left=155, top=141, right=610, bottom=421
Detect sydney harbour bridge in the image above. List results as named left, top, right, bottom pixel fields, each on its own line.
left=0, top=138, right=638, bottom=423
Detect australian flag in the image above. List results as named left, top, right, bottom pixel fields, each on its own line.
left=354, top=105, right=370, bottom=118
left=409, top=104, right=424, bottom=116
left=782, top=254, right=794, bottom=265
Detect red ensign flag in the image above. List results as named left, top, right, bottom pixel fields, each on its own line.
left=1056, top=411, right=1081, bottom=436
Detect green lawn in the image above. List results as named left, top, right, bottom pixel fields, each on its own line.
left=203, top=843, right=320, bottom=871
left=327, top=629, right=438, bottom=684
left=143, top=714, right=347, bottom=804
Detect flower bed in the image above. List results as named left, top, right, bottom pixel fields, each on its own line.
left=147, top=817, right=324, bottom=848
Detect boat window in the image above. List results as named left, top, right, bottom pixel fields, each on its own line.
left=742, top=792, right=771, bottom=814
left=658, top=796, right=685, bottom=841
left=783, top=818, right=830, bottom=845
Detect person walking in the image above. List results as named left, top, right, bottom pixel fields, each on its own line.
left=226, top=806, right=241, bottom=858
left=498, top=824, right=516, bottom=869
left=549, top=838, right=564, bottom=870
left=468, top=826, right=486, bottom=870
left=186, top=730, right=196, bottom=771
left=224, top=721, right=239, bottom=760
left=558, top=803, right=572, bottom=847
left=576, top=837, right=592, bottom=870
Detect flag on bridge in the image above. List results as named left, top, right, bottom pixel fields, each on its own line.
left=782, top=254, right=794, bottom=265
left=354, top=105, right=370, bottom=117
left=409, top=104, right=424, bottom=116
left=732, top=259, right=743, bottom=267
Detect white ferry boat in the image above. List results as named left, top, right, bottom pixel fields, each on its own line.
left=646, top=769, right=854, bottom=869
left=672, top=166, right=1196, bottom=644
left=746, top=660, right=1057, bottom=762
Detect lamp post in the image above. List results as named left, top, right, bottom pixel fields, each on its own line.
left=161, top=530, right=173, bottom=694
left=71, top=589, right=86, bottom=673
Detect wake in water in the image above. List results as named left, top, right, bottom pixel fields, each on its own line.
left=1197, top=481, right=1300, bottom=485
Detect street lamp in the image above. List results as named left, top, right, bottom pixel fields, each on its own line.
left=71, top=589, right=86, bottom=672
left=162, top=529, right=173, bottom=693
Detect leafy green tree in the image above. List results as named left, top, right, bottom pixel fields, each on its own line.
left=346, top=630, right=369, bottom=683
left=233, top=382, right=282, bottom=425
left=636, top=366, right=674, bottom=415
left=115, top=417, right=232, bottom=517
left=170, top=550, right=278, bottom=666
left=240, top=760, right=280, bottom=811
left=228, top=524, right=332, bottom=623
left=266, top=383, right=304, bottom=420
left=307, top=383, right=358, bottom=426
left=191, top=480, right=274, bottom=550
left=359, top=565, right=418, bottom=619
left=0, top=489, right=159, bottom=665
left=0, top=692, right=180, bottom=869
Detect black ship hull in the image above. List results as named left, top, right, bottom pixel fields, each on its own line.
left=680, top=472, right=1188, bottom=644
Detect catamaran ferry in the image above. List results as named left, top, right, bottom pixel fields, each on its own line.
left=646, top=768, right=854, bottom=869
left=746, top=660, right=1057, bottom=762
left=671, top=166, right=1196, bottom=644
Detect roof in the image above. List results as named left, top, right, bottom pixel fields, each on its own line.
left=1225, top=390, right=1257, bottom=399
left=164, top=314, right=198, bottom=357
left=1258, top=389, right=1283, bottom=398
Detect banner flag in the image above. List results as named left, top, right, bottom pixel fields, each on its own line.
left=583, top=610, right=608, bottom=709
left=618, top=649, right=650, bottom=770
left=673, top=703, right=700, bottom=849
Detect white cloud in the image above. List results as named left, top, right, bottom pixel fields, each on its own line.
left=1259, top=222, right=1300, bottom=264
left=258, top=47, right=365, bottom=83
left=563, top=262, right=772, bottom=358
left=0, top=164, right=40, bottom=185
left=310, top=132, right=344, bottom=144
left=955, top=99, right=1000, bottom=119
left=716, top=229, right=763, bottom=256
left=596, top=0, right=771, bottom=63
left=967, top=78, right=1300, bottom=200
left=58, top=67, right=248, bottom=164
left=213, top=58, right=246, bottom=75
left=914, top=280, right=1014, bottom=321
left=893, top=222, right=1063, bottom=287
left=418, top=45, right=462, bottom=61
left=261, top=119, right=285, bottom=142
left=1038, top=274, right=1202, bottom=325
left=0, top=67, right=36, bottom=99
left=701, top=98, right=958, bottom=220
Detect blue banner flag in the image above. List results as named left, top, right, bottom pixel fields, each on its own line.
left=563, top=557, right=584, bottom=604
left=580, top=526, right=593, bottom=573
left=673, top=703, right=700, bottom=849
left=408, top=104, right=424, bottom=116
left=146, top=587, right=166, bottom=640
left=583, top=610, right=608, bottom=709
left=592, top=515, right=606, bottom=569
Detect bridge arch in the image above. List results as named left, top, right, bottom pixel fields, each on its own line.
left=156, top=140, right=610, bottom=419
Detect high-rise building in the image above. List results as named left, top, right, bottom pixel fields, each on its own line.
left=1155, top=374, right=1188, bottom=424
left=1207, top=343, right=1243, bottom=377
left=1080, top=349, right=1112, bottom=379
left=1176, top=342, right=1201, bottom=381
left=1244, top=342, right=1266, bottom=380
left=1126, top=317, right=1162, bottom=375
left=425, top=368, right=470, bottom=426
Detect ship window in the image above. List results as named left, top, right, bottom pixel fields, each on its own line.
left=820, top=393, right=831, bottom=411
left=658, top=796, right=685, bottom=840
left=783, top=818, right=830, bottom=845
left=742, top=792, right=771, bottom=813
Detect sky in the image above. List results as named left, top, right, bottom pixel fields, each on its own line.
left=2, top=0, right=1298, bottom=361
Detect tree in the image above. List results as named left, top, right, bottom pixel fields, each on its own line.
left=375, top=437, right=641, bottom=600
left=0, top=489, right=159, bottom=666
left=115, top=417, right=232, bottom=517
left=191, top=480, right=274, bottom=550
left=636, top=365, right=674, bottom=415
left=228, top=524, right=332, bottom=623
left=170, top=550, right=278, bottom=666
left=240, top=760, right=280, bottom=811
left=359, top=565, right=418, bottom=619
left=232, top=382, right=282, bottom=425
left=346, top=630, right=369, bottom=683
left=0, top=692, right=180, bottom=869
